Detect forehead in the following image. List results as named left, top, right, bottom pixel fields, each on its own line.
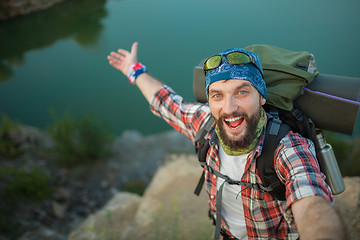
left=208, top=79, right=255, bottom=92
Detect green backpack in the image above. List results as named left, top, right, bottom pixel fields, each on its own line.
left=244, top=44, right=319, bottom=110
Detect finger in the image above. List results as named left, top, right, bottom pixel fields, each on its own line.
left=131, top=42, right=138, bottom=56
left=117, top=49, right=129, bottom=56
left=110, top=52, right=125, bottom=60
left=108, top=59, right=122, bottom=69
left=107, top=55, right=120, bottom=62
left=107, top=55, right=122, bottom=66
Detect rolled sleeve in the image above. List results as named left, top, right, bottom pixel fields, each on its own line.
left=149, top=85, right=173, bottom=115
left=149, top=85, right=211, bottom=141
left=275, top=132, right=333, bottom=208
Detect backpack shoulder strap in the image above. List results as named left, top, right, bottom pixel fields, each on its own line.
left=257, top=109, right=291, bottom=201
left=194, top=116, right=214, bottom=196
left=195, top=116, right=214, bottom=163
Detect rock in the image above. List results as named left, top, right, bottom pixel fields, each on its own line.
left=129, top=154, right=213, bottom=240
left=19, top=226, right=64, bottom=240
left=52, top=201, right=68, bottom=219
left=67, top=192, right=142, bottom=240
left=68, top=155, right=213, bottom=240
left=53, top=187, right=71, bottom=203
left=107, top=130, right=194, bottom=190
left=120, top=130, right=144, bottom=145
left=7, top=124, right=53, bottom=150
left=51, top=187, right=71, bottom=219
left=0, top=0, right=67, bottom=21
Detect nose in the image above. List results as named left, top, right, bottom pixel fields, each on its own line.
left=223, top=96, right=239, bottom=115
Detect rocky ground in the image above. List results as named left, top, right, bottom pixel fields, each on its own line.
left=0, top=125, right=359, bottom=240
left=0, top=125, right=194, bottom=240
left=68, top=155, right=214, bottom=240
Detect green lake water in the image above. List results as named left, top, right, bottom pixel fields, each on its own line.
left=0, top=0, right=359, bottom=136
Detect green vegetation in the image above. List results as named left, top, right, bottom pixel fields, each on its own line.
left=47, top=109, right=114, bottom=168
left=0, top=166, right=53, bottom=238
left=0, top=203, right=23, bottom=240
left=1, top=166, right=53, bottom=203
left=122, top=180, right=146, bottom=196
left=0, top=110, right=116, bottom=238
left=0, top=114, right=22, bottom=158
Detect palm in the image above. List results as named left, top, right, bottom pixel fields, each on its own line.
left=107, top=42, right=138, bottom=76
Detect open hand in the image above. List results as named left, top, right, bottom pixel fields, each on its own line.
left=107, top=42, right=138, bottom=77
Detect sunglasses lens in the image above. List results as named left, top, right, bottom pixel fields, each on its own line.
left=204, top=55, right=221, bottom=70
left=226, top=52, right=251, bottom=65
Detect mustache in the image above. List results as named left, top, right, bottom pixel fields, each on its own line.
left=218, top=111, right=249, bottom=121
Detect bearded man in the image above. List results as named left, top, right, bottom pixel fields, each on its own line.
left=107, top=42, right=345, bottom=240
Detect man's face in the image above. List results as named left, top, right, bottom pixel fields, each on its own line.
left=208, top=79, right=266, bottom=149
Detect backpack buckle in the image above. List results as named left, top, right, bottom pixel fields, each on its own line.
left=269, top=118, right=282, bottom=135
left=291, top=107, right=304, bottom=121
left=251, top=183, right=260, bottom=190
left=269, top=109, right=279, bottom=119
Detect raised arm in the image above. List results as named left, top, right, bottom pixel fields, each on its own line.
left=107, top=42, right=163, bottom=103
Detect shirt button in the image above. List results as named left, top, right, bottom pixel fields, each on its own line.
left=210, top=195, right=215, bottom=199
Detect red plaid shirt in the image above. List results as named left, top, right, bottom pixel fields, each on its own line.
left=150, top=85, right=333, bottom=239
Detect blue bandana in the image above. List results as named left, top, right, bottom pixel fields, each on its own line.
left=205, top=48, right=267, bottom=99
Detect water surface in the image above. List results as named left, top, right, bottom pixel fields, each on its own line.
left=0, top=0, right=359, bottom=135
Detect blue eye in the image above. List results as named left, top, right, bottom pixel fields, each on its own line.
left=212, top=93, right=222, bottom=99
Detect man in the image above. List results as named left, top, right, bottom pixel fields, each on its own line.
left=107, top=42, right=345, bottom=239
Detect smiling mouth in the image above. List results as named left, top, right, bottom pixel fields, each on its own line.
left=224, top=116, right=244, bottom=129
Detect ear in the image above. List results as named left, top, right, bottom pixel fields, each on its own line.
left=260, top=96, right=266, bottom=106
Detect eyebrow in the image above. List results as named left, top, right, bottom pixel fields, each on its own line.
left=235, top=82, right=253, bottom=90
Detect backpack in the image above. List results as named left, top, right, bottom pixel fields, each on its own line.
left=193, top=44, right=345, bottom=201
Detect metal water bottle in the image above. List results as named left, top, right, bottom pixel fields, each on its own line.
left=316, top=131, right=345, bottom=195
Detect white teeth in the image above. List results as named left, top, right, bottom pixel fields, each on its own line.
left=225, top=117, right=241, bottom=122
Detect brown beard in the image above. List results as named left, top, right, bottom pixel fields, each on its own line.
left=214, top=105, right=262, bottom=150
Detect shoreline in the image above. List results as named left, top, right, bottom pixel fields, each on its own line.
left=0, top=0, right=68, bottom=21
